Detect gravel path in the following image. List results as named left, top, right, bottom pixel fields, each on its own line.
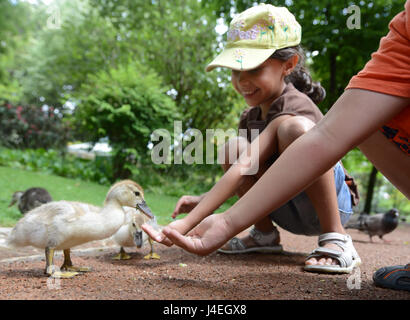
left=0, top=224, right=409, bottom=300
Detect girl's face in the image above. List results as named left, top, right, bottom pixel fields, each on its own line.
left=231, top=57, right=295, bottom=109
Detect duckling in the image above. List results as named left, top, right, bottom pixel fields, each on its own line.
left=8, top=187, right=52, bottom=214
left=7, top=180, right=153, bottom=279
left=112, top=207, right=161, bottom=260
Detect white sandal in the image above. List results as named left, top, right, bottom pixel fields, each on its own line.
left=304, top=232, right=361, bottom=274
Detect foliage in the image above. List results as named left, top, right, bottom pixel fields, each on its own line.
left=0, top=0, right=45, bottom=104
left=19, top=0, right=126, bottom=108
left=0, top=147, right=112, bottom=185
left=71, top=60, right=179, bottom=180
left=0, top=103, right=71, bottom=149
left=89, top=0, right=244, bottom=132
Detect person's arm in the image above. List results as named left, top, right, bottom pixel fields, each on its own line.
left=143, top=115, right=292, bottom=243
left=161, top=89, right=409, bottom=255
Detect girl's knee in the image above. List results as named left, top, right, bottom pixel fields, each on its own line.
left=277, top=116, right=315, bottom=149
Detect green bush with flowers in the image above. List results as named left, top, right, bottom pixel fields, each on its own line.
left=0, top=103, right=71, bottom=149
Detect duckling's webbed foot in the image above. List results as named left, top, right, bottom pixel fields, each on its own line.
left=45, top=248, right=80, bottom=278
left=112, top=247, right=131, bottom=260
left=143, top=238, right=160, bottom=260
left=60, top=249, right=92, bottom=273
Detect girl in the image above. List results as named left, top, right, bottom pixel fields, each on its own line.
left=144, top=3, right=362, bottom=273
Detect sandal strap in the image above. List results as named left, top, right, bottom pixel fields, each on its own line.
left=249, top=227, right=279, bottom=246
left=318, top=232, right=351, bottom=247
left=308, top=247, right=353, bottom=268
left=229, top=237, right=246, bottom=251
left=306, top=232, right=359, bottom=268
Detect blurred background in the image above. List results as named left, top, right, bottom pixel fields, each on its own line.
left=0, top=0, right=408, bottom=226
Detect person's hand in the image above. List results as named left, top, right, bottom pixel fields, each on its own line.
left=161, top=214, right=232, bottom=256
left=172, top=195, right=203, bottom=218
left=142, top=218, right=192, bottom=247
left=142, top=194, right=204, bottom=247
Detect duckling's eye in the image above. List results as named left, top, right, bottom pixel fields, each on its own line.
left=134, top=191, right=140, bottom=196
left=132, top=223, right=136, bottom=228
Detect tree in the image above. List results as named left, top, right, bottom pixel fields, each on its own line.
left=0, top=0, right=40, bottom=104
left=89, top=0, right=244, bottom=132
left=72, top=60, right=179, bottom=180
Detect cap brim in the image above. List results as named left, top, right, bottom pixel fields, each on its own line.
left=205, top=47, right=276, bottom=72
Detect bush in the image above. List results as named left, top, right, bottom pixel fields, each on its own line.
left=0, top=103, right=71, bottom=149
left=72, top=60, right=180, bottom=180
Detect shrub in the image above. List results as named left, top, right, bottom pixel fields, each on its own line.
left=72, top=60, right=180, bottom=180
left=0, top=103, right=71, bottom=149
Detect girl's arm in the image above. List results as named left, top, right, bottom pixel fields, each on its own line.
left=143, top=115, right=292, bottom=243
left=176, top=114, right=293, bottom=234
left=160, top=89, right=409, bottom=255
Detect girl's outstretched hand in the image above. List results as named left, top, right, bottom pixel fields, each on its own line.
left=161, top=214, right=232, bottom=256
left=172, top=195, right=203, bottom=218
left=142, top=218, right=191, bottom=247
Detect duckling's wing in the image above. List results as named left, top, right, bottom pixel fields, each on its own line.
left=22, top=201, right=100, bottom=224
left=59, top=202, right=102, bottom=223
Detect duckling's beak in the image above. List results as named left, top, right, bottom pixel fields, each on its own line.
left=133, top=231, right=143, bottom=248
left=137, top=200, right=154, bottom=219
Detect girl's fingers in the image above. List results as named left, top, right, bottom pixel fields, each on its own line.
left=162, top=227, right=203, bottom=254
left=141, top=223, right=173, bottom=246
left=172, top=199, right=187, bottom=218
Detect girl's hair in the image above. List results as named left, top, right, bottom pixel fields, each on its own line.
left=270, top=46, right=326, bottom=104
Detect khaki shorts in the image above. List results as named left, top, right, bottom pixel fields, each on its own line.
left=269, top=162, right=353, bottom=236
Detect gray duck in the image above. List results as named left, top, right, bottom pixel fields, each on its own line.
left=8, top=187, right=53, bottom=214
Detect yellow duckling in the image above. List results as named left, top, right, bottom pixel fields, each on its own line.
left=7, top=180, right=153, bottom=278
left=112, top=207, right=160, bottom=260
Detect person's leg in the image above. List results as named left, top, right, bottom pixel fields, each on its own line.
left=276, top=116, right=348, bottom=266
left=219, top=136, right=279, bottom=248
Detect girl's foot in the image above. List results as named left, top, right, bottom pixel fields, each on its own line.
left=305, top=242, right=341, bottom=266
left=304, top=232, right=361, bottom=273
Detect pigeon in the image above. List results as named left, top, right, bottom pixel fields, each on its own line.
left=345, top=208, right=401, bottom=242
left=8, top=187, right=53, bottom=214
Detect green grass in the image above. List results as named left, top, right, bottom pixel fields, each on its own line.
left=0, top=166, right=232, bottom=227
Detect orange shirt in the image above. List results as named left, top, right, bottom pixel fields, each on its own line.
left=346, top=0, right=410, bottom=154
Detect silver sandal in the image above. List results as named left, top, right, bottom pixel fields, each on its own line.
left=304, top=232, right=361, bottom=274
left=218, top=227, right=283, bottom=254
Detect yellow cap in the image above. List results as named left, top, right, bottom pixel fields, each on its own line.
left=206, top=3, right=301, bottom=72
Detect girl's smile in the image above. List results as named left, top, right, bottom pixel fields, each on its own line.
left=231, top=59, right=287, bottom=110
left=231, top=56, right=297, bottom=119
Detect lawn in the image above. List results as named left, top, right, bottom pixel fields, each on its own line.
left=1, top=166, right=230, bottom=227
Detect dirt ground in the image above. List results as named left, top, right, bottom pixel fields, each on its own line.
left=0, top=224, right=409, bottom=301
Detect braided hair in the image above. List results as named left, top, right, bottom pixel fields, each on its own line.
left=270, top=46, right=326, bottom=105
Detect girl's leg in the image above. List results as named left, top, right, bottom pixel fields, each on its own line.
left=219, top=136, right=275, bottom=235
left=276, top=116, right=347, bottom=266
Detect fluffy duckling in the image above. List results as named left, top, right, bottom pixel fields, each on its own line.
left=112, top=207, right=160, bottom=260
left=8, top=187, right=53, bottom=214
left=7, top=180, right=153, bottom=279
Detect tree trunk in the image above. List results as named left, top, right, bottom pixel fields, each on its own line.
left=363, top=165, right=378, bottom=214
